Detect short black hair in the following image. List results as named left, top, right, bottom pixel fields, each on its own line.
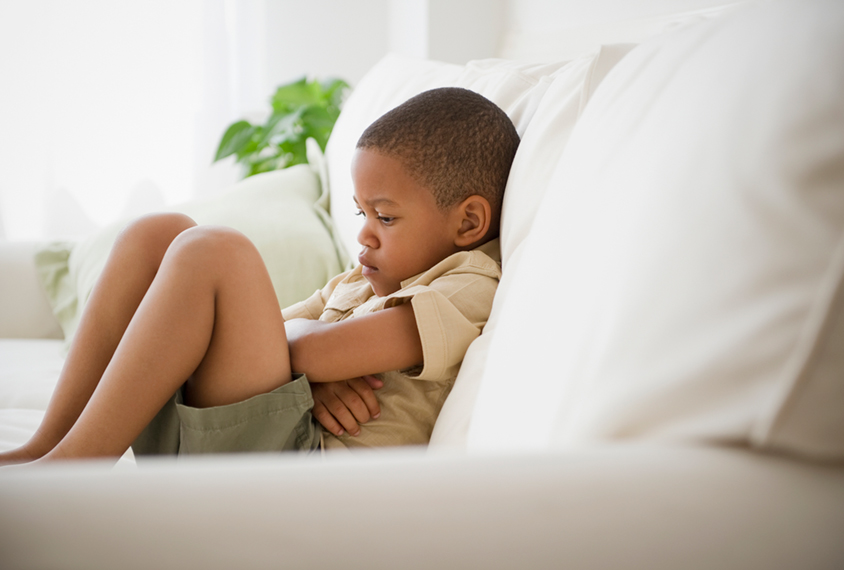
left=356, top=87, right=519, bottom=227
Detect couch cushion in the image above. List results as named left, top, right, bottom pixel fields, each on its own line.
left=0, top=339, right=64, bottom=411
left=429, top=44, right=635, bottom=447
left=0, top=242, right=63, bottom=339
left=469, top=0, right=844, bottom=460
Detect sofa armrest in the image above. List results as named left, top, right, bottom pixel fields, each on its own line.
left=0, top=241, right=63, bottom=339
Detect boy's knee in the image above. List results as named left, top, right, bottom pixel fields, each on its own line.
left=116, top=213, right=197, bottom=266
left=120, top=213, right=196, bottom=247
left=166, top=225, right=257, bottom=268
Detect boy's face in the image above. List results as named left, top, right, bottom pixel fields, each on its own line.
left=352, top=148, right=461, bottom=296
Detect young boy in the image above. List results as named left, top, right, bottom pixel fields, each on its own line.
left=0, top=87, right=519, bottom=463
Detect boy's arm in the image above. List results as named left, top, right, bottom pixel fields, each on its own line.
left=284, top=303, right=423, bottom=383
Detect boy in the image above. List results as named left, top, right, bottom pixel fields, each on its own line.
left=0, top=87, right=519, bottom=463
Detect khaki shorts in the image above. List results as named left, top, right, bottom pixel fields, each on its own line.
left=132, top=374, right=321, bottom=458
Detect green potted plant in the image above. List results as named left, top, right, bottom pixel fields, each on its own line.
left=214, top=77, right=349, bottom=177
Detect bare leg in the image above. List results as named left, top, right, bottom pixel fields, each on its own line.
left=0, top=213, right=196, bottom=464
left=40, top=224, right=292, bottom=461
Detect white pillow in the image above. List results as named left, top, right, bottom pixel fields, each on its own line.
left=325, top=53, right=591, bottom=261
left=469, top=0, right=844, bottom=460
left=430, top=44, right=635, bottom=448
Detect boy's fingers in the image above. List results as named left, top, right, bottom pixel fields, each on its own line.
left=362, top=375, right=384, bottom=389
left=331, top=382, right=371, bottom=426
left=348, top=377, right=381, bottom=419
left=325, top=386, right=365, bottom=435
left=311, top=378, right=380, bottom=437
left=312, top=401, right=344, bottom=436
left=311, top=383, right=360, bottom=436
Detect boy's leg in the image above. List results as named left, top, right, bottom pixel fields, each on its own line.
left=0, top=213, right=196, bottom=464
left=41, top=225, right=293, bottom=461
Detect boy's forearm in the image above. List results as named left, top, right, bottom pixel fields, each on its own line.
left=285, top=304, right=423, bottom=382
left=283, top=318, right=331, bottom=378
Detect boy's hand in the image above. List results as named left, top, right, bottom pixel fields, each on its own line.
left=311, top=376, right=383, bottom=437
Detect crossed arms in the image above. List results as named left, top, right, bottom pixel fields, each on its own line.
left=284, top=303, right=423, bottom=435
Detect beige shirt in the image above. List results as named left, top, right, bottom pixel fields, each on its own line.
left=282, top=239, right=501, bottom=450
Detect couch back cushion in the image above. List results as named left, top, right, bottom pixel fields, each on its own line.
left=429, top=45, right=635, bottom=446
left=468, top=0, right=844, bottom=460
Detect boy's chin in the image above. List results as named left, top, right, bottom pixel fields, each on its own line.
left=363, top=274, right=400, bottom=297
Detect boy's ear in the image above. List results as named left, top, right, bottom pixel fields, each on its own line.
left=453, top=195, right=492, bottom=248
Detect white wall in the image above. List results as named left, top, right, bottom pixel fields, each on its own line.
left=505, top=0, right=743, bottom=32
left=262, top=0, right=506, bottom=91
left=260, top=0, right=740, bottom=92
left=0, top=1, right=210, bottom=239
left=499, top=0, right=744, bottom=60
left=264, top=0, right=391, bottom=89
left=424, top=0, right=506, bottom=64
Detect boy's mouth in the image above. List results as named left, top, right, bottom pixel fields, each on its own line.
left=358, top=254, right=378, bottom=275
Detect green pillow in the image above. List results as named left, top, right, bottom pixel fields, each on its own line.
left=35, top=164, right=347, bottom=345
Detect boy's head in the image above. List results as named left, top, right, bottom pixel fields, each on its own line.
left=352, top=88, right=519, bottom=296
left=357, top=87, right=519, bottom=228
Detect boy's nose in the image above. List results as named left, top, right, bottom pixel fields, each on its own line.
left=357, top=224, right=379, bottom=249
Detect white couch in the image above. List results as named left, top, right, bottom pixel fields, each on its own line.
left=2, top=1, right=844, bottom=568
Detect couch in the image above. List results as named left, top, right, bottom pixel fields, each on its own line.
left=2, top=1, right=844, bottom=568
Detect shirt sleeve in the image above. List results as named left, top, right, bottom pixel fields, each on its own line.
left=387, top=272, right=499, bottom=381
left=281, top=270, right=350, bottom=321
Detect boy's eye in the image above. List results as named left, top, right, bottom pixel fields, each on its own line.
left=354, top=208, right=393, bottom=224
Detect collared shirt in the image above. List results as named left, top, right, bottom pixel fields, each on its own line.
left=282, top=239, right=501, bottom=450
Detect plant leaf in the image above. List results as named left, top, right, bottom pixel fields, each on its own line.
left=258, top=108, right=305, bottom=147
left=271, top=77, right=321, bottom=113
left=300, top=105, right=337, bottom=149
left=214, top=121, right=254, bottom=162
left=216, top=76, right=348, bottom=177
left=248, top=155, right=285, bottom=177
left=322, top=78, right=349, bottom=107
left=278, top=138, right=308, bottom=166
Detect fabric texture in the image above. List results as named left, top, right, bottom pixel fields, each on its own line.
left=283, top=240, right=501, bottom=450
left=430, top=44, right=635, bottom=447
left=469, top=0, right=844, bottom=460
left=34, top=166, right=344, bottom=347
left=132, top=374, right=320, bottom=457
